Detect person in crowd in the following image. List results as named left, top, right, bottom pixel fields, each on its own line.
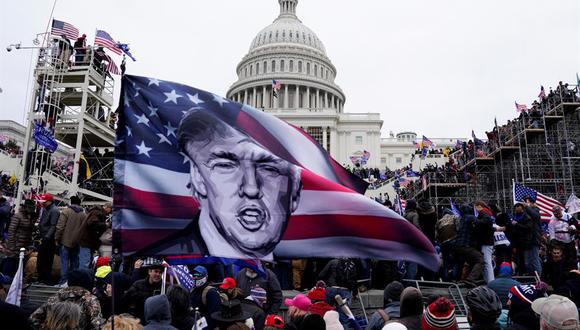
left=323, top=310, right=344, bottom=330
left=37, top=193, right=60, bottom=285
left=542, top=245, right=572, bottom=289
left=531, top=294, right=579, bottom=330
left=300, top=313, right=326, bottom=330
left=506, top=284, right=545, bottom=330
left=30, top=269, right=103, bottom=330
left=455, top=204, right=484, bottom=287
left=98, top=271, right=132, bottom=319
left=2, top=199, right=35, bottom=277
left=292, top=259, right=308, bottom=290
left=384, top=287, right=423, bottom=330
left=78, top=202, right=111, bottom=269
left=240, top=287, right=267, bottom=330
left=523, top=197, right=544, bottom=276
left=473, top=201, right=495, bottom=283
left=235, top=266, right=283, bottom=314
left=418, top=200, right=437, bottom=243
left=435, top=208, right=460, bottom=281
left=143, top=295, right=177, bottom=330
left=367, top=281, right=404, bottom=329
left=73, top=34, right=87, bottom=64
left=404, top=200, right=420, bottom=279
left=211, top=300, right=252, bottom=329
left=283, top=294, right=312, bottom=330
left=264, top=314, right=284, bottom=330
left=488, top=262, right=520, bottom=309
left=55, top=196, right=86, bottom=284
left=511, top=203, right=537, bottom=276
left=219, top=277, right=243, bottom=301
left=123, top=258, right=164, bottom=323
left=165, top=285, right=194, bottom=330
left=465, top=286, right=502, bottom=330
left=548, top=205, right=577, bottom=268
left=421, top=296, right=458, bottom=330
left=306, top=282, right=334, bottom=317
left=101, top=314, right=143, bottom=330
left=36, top=301, right=81, bottom=330
left=190, top=265, right=222, bottom=330
left=0, top=190, right=11, bottom=238
left=321, top=258, right=358, bottom=327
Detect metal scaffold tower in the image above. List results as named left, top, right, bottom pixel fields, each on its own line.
left=15, top=37, right=117, bottom=207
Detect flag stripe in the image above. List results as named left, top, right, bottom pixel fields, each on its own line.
left=115, top=209, right=191, bottom=230
left=114, top=188, right=199, bottom=219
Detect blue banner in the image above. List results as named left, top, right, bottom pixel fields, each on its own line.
left=33, top=123, right=58, bottom=153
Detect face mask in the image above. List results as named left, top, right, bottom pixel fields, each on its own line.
left=192, top=276, right=207, bottom=288
left=246, top=269, right=258, bottom=279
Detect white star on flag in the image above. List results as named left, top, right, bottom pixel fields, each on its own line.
left=134, top=88, right=141, bottom=97
left=157, top=133, right=172, bottom=145
left=136, top=141, right=153, bottom=157
left=126, top=126, right=132, bottom=137
left=115, top=139, right=124, bottom=146
left=179, top=152, right=191, bottom=164
left=212, top=94, right=229, bottom=106
left=164, top=122, right=177, bottom=137
left=148, top=78, right=161, bottom=86
left=124, top=93, right=131, bottom=107
left=187, top=93, right=204, bottom=105
left=134, top=113, right=150, bottom=126
left=164, top=90, right=182, bottom=104
left=147, top=104, right=159, bottom=117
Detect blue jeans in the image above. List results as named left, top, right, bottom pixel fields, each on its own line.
left=524, top=245, right=542, bottom=276
left=481, top=245, right=495, bottom=283
left=326, top=287, right=352, bottom=330
left=79, top=247, right=92, bottom=269
left=60, top=246, right=79, bottom=283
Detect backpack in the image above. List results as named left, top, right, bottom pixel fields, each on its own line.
left=336, top=259, right=357, bottom=289
left=201, top=286, right=229, bottom=306
left=436, top=214, right=459, bottom=243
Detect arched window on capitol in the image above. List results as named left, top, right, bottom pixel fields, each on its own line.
left=281, top=60, right=285, bottom=72
left=263, top=61, right=267, bottom=73
left=289, top=60, right=294, bottom=72
left=272, top=60, right=276, bottom=72
left=298, top=61, right=302, bottom=72
left=306, top=62, right=310, bottom=74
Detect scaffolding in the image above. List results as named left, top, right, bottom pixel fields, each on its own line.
left=15, top=38, right=117, bottom=207
left=412, top=84, right=580, bottom=211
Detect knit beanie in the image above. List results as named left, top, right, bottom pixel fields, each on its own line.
left=250, top=286, right=267, bottom=307
left=384, top=281, right=404, bottom=304
left=421, top=297, right=457, bottom=330
left=96, top=256, right=110, bottom=269
left=498, top=262, right=512, bottom=277
left=67, top=269, right=94, bottom=291
left=307, top=287, right=326, bottom=302
left=508, top=284, right=545, bottom=312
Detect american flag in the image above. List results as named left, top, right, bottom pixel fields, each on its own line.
left=166, top=255, right=265, bottom=277
left=515, top=101, right=528, bottom=113
left=114, top=75, right=438, bottom=270
left=513, top=182, right=564, bottom=222
left=103, top=54, right=120, bottom=75
left=95, top=30, right=122, bottom=55
left=422, top=135, right=433, bottom=147
left=50, top=19, right=79, bottom=40
left=538, top=86, right=546, bottom=100
left=449, top=198, right=462, bottom=219
left=272, top=79, right=281, bottom=98
left=471, top=130, right=484, bottom=146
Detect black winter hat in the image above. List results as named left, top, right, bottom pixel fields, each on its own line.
left=67, top=269, right=94, bottom=291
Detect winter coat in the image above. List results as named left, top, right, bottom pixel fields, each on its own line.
left=235, top=268, right=283, bottom=314
left=29, top=286, right=103, bottom=330
left=143, top=295, right=178, bottom=330
left=455, top=205, right=476, bottom=248
left=525, top=206, right=542, bottom=246
left=511, top=212, right=534, bottom=249
left=6, top=210, right=34, bottom=257
left=123, top=278, right=162, bottom=323
left=78, top=206, right=108, bottom=250
left=404, top=209, right=420, bottom=229
left=55, top=205, right=86, bottom=248
left=38, top=204, right=60, bottom=240
left=190, top=284, right=221, bottom=330
left=240, top=298, right=266, bottom=330
left=0, top=197, right=11, bottom=230
left=474, top=208, right=495, bottom=247
left=488, top=277, right=520, bottom=309
left=418, top=202, right=437, bottom=242
left=367, top=302, right=401, bottom=330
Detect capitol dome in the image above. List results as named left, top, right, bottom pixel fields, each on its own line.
left=227, top=0, right=345, bottom=113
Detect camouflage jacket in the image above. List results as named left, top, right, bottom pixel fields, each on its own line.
left=29, top=286, right=104, bottom=330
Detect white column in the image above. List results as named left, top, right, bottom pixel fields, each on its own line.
left=306, top=87, right=310, bottom=108
left=316, top=89, right=320, bottom=109
left=262, top=86, right=267, bottom=109
left=252, top=87, right=256, bottom=107
left=284, top=84, right=289, bottom=108
left=322, top=127, right=328, bottom=150
left=331, top=95, right=335, bottom=109
left=324, top=91, right=328, bottom=108
left=294, top=85, right=299, bottom=109
left=243, top=89, right=247, bottom=105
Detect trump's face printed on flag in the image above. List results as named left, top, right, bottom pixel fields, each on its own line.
left=178, top=109, right=301, bottom=258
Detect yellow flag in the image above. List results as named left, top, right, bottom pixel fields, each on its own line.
left=79, top=154, right=92, bottom=179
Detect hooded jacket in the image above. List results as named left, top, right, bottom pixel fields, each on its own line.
left=474, top=207, right=495, bottom=247
left=143, top=295, right=178, bottom=330
left=78, top=206, right=108, bottom=250
left=6, top=210, right=34, bottom=257
left=55, top=205, right=86, bottom=248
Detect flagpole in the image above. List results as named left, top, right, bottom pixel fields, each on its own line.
left=512, top=179, right=516, bottom=204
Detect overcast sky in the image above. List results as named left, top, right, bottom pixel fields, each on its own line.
left=1, top=0, right=578, bottom=138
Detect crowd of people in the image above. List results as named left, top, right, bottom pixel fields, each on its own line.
left=0, top=190, right=577, bottom=329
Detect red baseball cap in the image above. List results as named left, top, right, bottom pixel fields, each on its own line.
left=265, top=314, right=284, bottom=329
left=219, top=277, right=237, bottom=290
left=38, top=193, right=54, bottom=202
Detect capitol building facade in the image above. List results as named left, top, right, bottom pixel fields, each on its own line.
left=226, top=0, right=459, bottom=169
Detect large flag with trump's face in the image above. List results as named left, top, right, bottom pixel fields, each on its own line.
left=114, top=75, right=438, bottom=270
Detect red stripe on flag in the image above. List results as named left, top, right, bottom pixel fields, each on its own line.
left=114, top=184, right=199, bottom=218
left=300, top=169, right=355, bottom=193
left=283, top=214, right=434, bottom=253
left=119, top=229, right=180, bottom=253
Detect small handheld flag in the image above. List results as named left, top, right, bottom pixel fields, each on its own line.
left=515, top=101, right=528, bottom=113
left=95, top=30, right=122, bottom=55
